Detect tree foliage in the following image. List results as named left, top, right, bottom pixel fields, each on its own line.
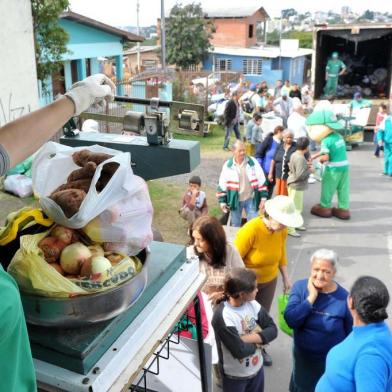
left=31, top=0, right=70, bottom=83
left=267, top=30, right=313, bottom=49
left=282, top=8, right=297, bottom=19
left=166, top=3, right=215, bottom=69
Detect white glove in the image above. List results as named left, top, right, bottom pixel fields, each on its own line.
left=64, top=74, right=116, bottom=115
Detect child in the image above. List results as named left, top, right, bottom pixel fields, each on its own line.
left=377, top=112, right=392, bottom=176
left=212, top=268, right=277, bottom=392
left=287, top=137, right=313, bottom=237
left=179, top=175, right=208, bottom=225
left=374, top=104, right=387, bottom=157
left=245, top=113, right=263, bottom=156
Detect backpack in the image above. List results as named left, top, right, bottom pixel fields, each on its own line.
left=242, top=93, right=256, bottom=114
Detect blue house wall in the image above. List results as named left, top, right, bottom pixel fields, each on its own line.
left=204, top=52, right=307, bottom=88
left=39, top=19, right=126, bottom=105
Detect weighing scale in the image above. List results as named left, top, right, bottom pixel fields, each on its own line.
left=26, top=97, right=208, bottom=391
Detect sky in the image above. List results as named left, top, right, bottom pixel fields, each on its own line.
left=69, top=0, right=390, bottom=28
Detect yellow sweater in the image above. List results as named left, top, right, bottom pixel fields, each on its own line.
left=234, top=217, right=288, bottom=283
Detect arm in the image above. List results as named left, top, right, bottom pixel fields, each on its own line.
left=234, top=225, right=255, bottom=260
left=257, top=306, right=278, bottom=344
left=284, top=281, right=314, bottom=328
left=216, top=164, right=229, bottom=212
left=253, top=158, right=268, bottom=203
left=200, top=197, right=208, bottom=216
left=278, top=231, right=291, bottom=292
left=268, top=159, right=276, bottom=182
left=355, top=353, right=390, bottom=392
left=182, top=191, right=196, bottom=210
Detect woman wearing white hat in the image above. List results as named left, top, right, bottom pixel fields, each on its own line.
left=234, top=195, right=303, bottom=365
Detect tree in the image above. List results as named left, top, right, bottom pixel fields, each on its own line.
left=361, top=10, right=374, bottom=20
left=166, top=3, right=215, bottom=69
left=31, top=0, right=70, bottom=85
left=282, top=8, right=297, bottom=19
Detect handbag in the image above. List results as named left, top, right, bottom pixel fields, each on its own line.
left=277, top=293, right=293, bottom=337
left=223, top=213, right=240, bottom=244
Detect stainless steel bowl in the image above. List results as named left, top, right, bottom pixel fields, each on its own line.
left=20, top=248, right=149, bottom=328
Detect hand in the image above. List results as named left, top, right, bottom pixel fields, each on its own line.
left=378, top=141, right=384, bottom=147
left=268, top=173, right=274, bottom=183
left=64, top=74, right=116, bottom=115
left=307, top=277, right=318, bottom=304
left=258, top=199, right=266, bottom=212
left=240, top=333, right=263, bottom=344
left=220, top=203, right=229, bottom=213
left=283, top=277, right=292, bottom=294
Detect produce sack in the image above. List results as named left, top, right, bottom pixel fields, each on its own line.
left=277, top=293, right=293, bottom=337
left=7, top=231, right=142, bottom=298
left=82, top=175, right=153, bottom=256
left=32, top=142, right=132, bottom=228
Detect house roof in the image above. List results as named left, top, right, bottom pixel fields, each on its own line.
left=203, top=5, right=269, bottom=19
left=61, top=11, right=144, bottom=42
left=123, top=46, right=160, bottom=55
left=210, top=46, right=314, bottom=59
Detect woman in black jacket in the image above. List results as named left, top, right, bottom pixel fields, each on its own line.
left=223, top=91, right=241, bottom=150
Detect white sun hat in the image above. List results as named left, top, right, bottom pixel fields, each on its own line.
left=265, top=196, right=303, bottom=228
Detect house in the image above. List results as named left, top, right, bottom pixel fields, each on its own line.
left=123, top=46, right=161, bottom=74
left=204, top=40, right=313, bottom=86
left=205, top=5, right=269, bottom=47
left=40, top=10, right=144, bottom=104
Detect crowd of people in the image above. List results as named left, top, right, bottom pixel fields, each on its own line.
left=0, top=72, right=392, bottom=392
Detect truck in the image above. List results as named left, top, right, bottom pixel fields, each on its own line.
left=311, top=23, right=392, bottom=138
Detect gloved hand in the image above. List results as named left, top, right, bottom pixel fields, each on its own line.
left=64, top=74, right=116, bottom=115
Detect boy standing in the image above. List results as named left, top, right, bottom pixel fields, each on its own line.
left=287, top=137, right=313, bottom=237
left=179, top=176, right=208, bottom=225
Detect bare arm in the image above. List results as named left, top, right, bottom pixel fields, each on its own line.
left=0, top=97, right=74, bottom=168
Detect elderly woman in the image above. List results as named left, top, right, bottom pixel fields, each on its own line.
left=268, top=129, right=296, bottom=196
left=316, top=276, right=392, bottom=392
left=284, top=249, right=353, bottom=392
left=235, top=195, right=303, bottom=365
left=188, top=216, right=244, bottom=303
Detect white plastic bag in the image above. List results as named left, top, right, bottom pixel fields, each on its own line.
left=83, top=175, right=153, bottom=255
left=32, top=142, right=133, bottom=228
left=4, top=174, right=33, bottom=198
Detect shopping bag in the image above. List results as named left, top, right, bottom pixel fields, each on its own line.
left=277, top=293, right=293, bottom=337
left=32, top=142, right=132, bottom=228
left=223, top=213, right=240, bottom=244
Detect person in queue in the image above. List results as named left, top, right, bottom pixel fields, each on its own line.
left=234, top=195, right=302, bottom=365
left=284, top=249, right=353, bottom=392
left=316, top=276, right=392, bottom=392
left=0, top=74, right=116, bottom=391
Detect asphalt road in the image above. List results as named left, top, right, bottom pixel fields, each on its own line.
left=263, top=142, right=392, bottom=391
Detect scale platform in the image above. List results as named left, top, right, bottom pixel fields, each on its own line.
left=28, top=241, right=186, bottom=375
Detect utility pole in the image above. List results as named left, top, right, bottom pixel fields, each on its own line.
left=161, top=0, right=166, bottom=71
left=136, top=0, right=140, bottom=73
left=279, top=11, right=282, bottom=70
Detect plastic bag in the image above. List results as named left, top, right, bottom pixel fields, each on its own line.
left=7, top=231, right=142, bottom=298
left=82, top=175, right=153, bottom=255
left=32, top=142, right=134, bottom=228
left=277, top=293, right=293, bottom=337
left=4, top=174, right=33, bottom=198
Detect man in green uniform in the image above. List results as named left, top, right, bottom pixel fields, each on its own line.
left=324, top=52, right=346, bottom=97
left=306, top=110, right=350, bottom=220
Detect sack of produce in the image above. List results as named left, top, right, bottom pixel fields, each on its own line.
left=32, top=142, right=153, bottom=255
left=7, top=225, right=142, bottom=298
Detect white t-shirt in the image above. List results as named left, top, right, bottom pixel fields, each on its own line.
left=287, top=111, right=308, bottom=140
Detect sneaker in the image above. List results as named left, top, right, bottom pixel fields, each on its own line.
left=288, top=230, right=301, bottom=237
left=308, top=176, right=317, bottom=184
left=297, top=226, right=307, bottom=231
left=262, top=348, right=273, bottom=366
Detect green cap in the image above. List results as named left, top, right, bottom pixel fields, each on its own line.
left=306, top=110, right=344, bottom=130
left=332, top=52, right=338, bottom=59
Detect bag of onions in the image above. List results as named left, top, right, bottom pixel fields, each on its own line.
left=7, top=225, right=142, bottom=298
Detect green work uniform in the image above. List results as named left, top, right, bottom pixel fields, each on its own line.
left=324, top=59, right=346, bottom=96
left=319, top=132, right=350, bottom=209
left=0, top=265, right=37, bottom=391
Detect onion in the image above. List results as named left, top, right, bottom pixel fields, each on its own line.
left=60, top=242, right=91, bottom=275
left=91, top=256, right=112, bottom=274
left=39, top=237, right=68, bottom=263
left=50, top=225, right=76, bottom=245
left=88, top=244, right=105, bottom=258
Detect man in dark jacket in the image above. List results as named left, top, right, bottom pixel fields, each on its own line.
left=223, top=90, right=241, bottom=150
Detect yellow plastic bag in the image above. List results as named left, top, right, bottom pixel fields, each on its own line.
left=7, top=231, right=142, bottom=298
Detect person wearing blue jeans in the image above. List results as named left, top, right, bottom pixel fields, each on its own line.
left=217, top=140, right=268, bottom=227
left=223, top=91, right=241, bottom=150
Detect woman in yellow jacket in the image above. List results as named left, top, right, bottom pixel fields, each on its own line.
left=235, top=195, right=303, bottom=365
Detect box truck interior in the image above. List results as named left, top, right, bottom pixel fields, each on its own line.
left=315, top=28, right=392, bottom=99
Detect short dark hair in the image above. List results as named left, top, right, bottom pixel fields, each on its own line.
left=296, top=137, right=310, bottom=150
left=190, top=216, right=227, bottom=268
left=189, top=175, right=201, bottom=186
left=253, top=113, right=262, bottom=121
left=274, top=125, right=285, bottom=135
left=224, top=268, right=257, bottom=299
left=350, top=276, right=389, bottom=324
left=380, top=103, right=387, bottom=111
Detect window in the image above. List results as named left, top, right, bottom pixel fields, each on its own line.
left=214, top=58, right=232, bottom=71
left=142, top=59, right=157, bottom=70
left=242, top=59, right=262, bottom=75
left=248, top=24, right=254, bottom=38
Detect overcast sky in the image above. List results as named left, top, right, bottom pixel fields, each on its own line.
left=69, top=0, right=390, bottom=27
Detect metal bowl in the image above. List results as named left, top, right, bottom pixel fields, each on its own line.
left=20, top=248, right=149, bottom=328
